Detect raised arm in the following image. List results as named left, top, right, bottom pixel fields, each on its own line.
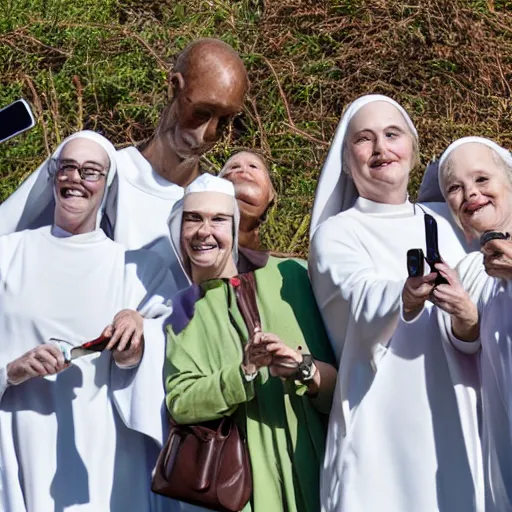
left=165, top=327, right=255, bottom=425
left=309, top=222, right=405, bottom=361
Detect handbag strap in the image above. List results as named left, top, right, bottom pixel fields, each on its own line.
left=231, top=273, right=261, bottom=336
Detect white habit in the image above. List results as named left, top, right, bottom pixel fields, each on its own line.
left=309, top=198, right=482, bottom=512
left=444, top=252, right=512, bottom=512
left=0, top=226, right=178, bottom=512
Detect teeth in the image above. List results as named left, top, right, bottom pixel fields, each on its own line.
left=63, top=188, right=85, bottom=198
left=192, top=244, right=216, bottom=251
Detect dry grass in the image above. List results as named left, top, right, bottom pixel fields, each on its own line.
left=1, top=0, right=511, bottom=255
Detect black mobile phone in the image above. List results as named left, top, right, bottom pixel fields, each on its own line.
left=407, top=248, right=425, bottom=278
left=479, top=230, right=511, bottom=248
left=424, top=213, right=448, bottom=285
left=0, top=99, right=36, bottom=144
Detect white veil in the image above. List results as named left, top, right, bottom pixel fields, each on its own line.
left=309, top=94, right=418, bottom=239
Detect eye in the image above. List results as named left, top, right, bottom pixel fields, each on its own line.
left=385, top=131, right=399, bottom=139
left=355, top=135, right=370, bottom=144
left=476, top=176, right=488, bottom=183
left=447, top=184, right=460, bottom=194
left=183, top=213, right=201, bottom=222
left=60, top=163, right=78, bottom=172
left=194, top=109, right=211, bottom=122
left=82, top=168, right=102, bottom=177
left=212, top=215, right=230, bottom=223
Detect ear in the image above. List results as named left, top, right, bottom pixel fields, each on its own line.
left=168, top=72, right=185, bottom=99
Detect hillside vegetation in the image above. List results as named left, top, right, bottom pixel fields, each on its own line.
left=1, top=0, right=511, bottom=254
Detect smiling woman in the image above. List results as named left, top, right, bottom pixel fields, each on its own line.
left=432, top=136, right=512, bottom=511
left=50, top=138, right=111, bottom=235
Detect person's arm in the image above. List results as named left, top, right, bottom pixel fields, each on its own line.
left=309, top=222, right=405, bottom=360
left=109, top=251, right=175, bottom=368
left=165, top=327, right=255, bottom=425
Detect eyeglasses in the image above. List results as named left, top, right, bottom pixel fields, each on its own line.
left=49, top=158, right=108, bottom=182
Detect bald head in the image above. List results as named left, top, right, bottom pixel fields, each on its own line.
left=149, top=38, right=248, bottom=173
left=174, top=38, right=249, bottom=94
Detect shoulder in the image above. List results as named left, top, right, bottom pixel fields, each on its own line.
left=165, top=284, right=203, bottom=336
left=311, top=209, right=362, bottom=251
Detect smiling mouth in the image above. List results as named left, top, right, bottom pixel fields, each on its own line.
left=464, top=202, right=490, bottom=216
left=370, top=160, right=395, bottom=169
left=60, top=187, right=87, bottom=199
left=191, top=243, right=217, bottom=252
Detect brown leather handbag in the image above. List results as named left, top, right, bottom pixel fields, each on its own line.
left=151, top=274, right=260, bottom=511
left=151, top=416, right=252, bottom=511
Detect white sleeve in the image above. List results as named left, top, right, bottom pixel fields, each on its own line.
left=123, top=249, right=177, bottom=318
left=309, top=220, right=404, bottom=361
left=441, top=252, right=493, bottom=355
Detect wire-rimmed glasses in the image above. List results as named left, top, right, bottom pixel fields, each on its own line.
left=49, top=158, right=108, bottom=182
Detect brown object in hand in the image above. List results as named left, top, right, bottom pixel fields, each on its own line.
left=151, top=417, right=252, bottom=512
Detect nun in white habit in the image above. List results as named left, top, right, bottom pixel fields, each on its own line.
left=0, top=131, right=180, bottom=512
left=0, top=142, right=189, bottom=291
left=427, top=137, right=512, bottom=511
left=308, top=95, right=482, bottom=512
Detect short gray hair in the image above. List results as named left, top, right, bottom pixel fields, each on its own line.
left=439, top=145, right=512, bottom=198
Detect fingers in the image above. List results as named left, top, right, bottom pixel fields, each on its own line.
left=482, top=239, right=511, bottom=257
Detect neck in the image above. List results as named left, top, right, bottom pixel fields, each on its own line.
left=363, top=189, right=407, bottom=205
left=191, top=260, right=238, bottom=284
left=142, top=136, right=201, bottom=187
left=54, top=219, right=95, bottom=235
left=238, top=228, right=261, bottom=250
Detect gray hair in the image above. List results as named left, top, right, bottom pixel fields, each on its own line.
left=439, top=145, right=512, bottom=198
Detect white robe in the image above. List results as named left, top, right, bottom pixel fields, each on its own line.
left=0, top=226, right=179, bottom=512
left=447, top=252, right=512, bottom=512
left=309, top=198, right=482, bottom=512
left=110, top=147, right=188, bottom=289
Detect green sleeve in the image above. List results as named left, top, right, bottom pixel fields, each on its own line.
left=165, top=329, right=255, bottom=424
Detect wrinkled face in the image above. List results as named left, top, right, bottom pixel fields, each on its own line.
left=220, top=152, right=273, bottom=220
left=344, top=101, right=415, bottom=202
left=54, top=138, right=109, bottom=233
left=181, top=192, right=235, bottom=275
left=443, top=143, right=512, bottom=240
left=159, top=70, right=246, bottom=160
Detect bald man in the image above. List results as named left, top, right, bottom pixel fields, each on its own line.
left=0, top=38, right=248, bottom=288
left=106, top=38, right=248, bottom=286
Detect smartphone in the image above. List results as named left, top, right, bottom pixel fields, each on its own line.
left=0, top=99, right=36, bottom=144
left=424, top=213, right=448, bottom=285
left=407, top=248, right=425, bottom=277
left=479, top=230, right=510, bottom=248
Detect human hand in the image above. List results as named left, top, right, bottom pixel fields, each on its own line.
left=242, top=330, right=273, bottom=376
left=103, top=309, right=144, bottom=368
left=430, top=262, right=478, bottom=341
left=402, top=273, right=437, bottom=314
left=482, top=239, right=512, bottom=279
left=260, top=333, right=303, bottom=379
left=7, top=344, right=69, bottom=385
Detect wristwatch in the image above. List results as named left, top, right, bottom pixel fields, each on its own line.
left=297, top=354, right=316, bottom=382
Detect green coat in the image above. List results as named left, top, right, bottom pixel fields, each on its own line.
left=165, top=257, right=335, bottom=512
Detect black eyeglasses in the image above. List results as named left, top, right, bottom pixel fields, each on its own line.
left=49, top=158, right=108, bottom=182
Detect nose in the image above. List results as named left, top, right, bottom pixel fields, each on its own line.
left=57, top=167, right=81, bottom=183
left=464, top=184, right=478, bottom=201
left=203, top=117, right=219, bottom=144
left=197, top=220, right=212, bottom=238
left=372, top=134, right=385, bottom=155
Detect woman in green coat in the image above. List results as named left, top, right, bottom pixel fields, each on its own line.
left=164, top=173, right=337, bottom=512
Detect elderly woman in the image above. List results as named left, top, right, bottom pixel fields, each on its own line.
left=164, top=173, right=336, bottom=512
left=0, top=131, right=177, bottom=512
left=309, top=94, right=481, bottom=512
left=411, top=137, right=512, bottom=512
